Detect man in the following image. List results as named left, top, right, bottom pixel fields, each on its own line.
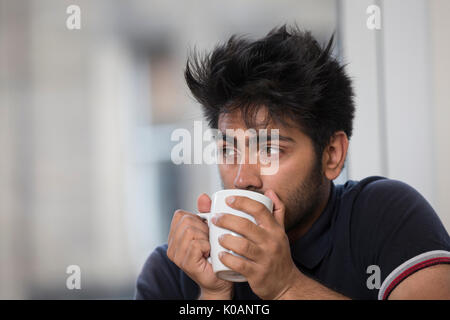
left=135, top=25, right=450, bottom=300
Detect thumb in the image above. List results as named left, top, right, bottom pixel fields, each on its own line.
left=197, top=193, right=212, bottom=213
left=264, top=189, right=285, bottom=228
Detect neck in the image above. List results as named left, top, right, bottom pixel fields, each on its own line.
left=287, top=180, right=331, bottom=243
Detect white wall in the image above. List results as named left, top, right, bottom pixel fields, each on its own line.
left=382, top=0, right=435, bottom=207
left=340, top=0, right=449, bottom=231
left=340, top=0, right=386, bottom=179
left=429, top=0, right=450, bottom=231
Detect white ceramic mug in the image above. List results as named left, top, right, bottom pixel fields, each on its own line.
left=197, top=189, right=273, bottom=282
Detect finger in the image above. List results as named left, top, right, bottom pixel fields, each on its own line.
left=179, top=214, right=210, bottom=234
left=171, top=219, right=209, bottom=261
left=219, top=234, right=262, bottom=262
left=212, top=213, right=267, bottom=244
left=181, top=239, right=211, bottom=271
left=170, top=218, right=208, bottom=256
left=197, top=193, right=212, bottom=213
left=225, top=196, right=273, bottom=227
left=173, top=220, right=208, bottom=256
left=219, top=251, right=256, bottom=278
left=168, top=209, right=189, bottom=241
left=264, top=189, right=286, bottom=228
left=173, top=225, right=209, bottom=264
left=168, top=210, right=208, bottom=243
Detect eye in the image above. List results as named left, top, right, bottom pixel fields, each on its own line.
left=260, top=145, right=280, bottom=156
left=222, top=146, right=236, bottom=157
left=221, top=146, right=239, bottom=162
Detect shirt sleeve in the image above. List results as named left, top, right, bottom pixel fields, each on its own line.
left=135, top=244, right=186, bottom=300
left=351, top=178, right=450, bottom=300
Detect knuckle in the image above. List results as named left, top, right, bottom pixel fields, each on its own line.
left=246, top=219, right=258, bottom=235
left=179, top=215, right=197, bottom=230
left=236, top=259, right=247, bottom=273
left=192, top=239, right=208, bottom=251
left=242, top=240, right=251, bottom=254
left=246, top=218, right=256, bottom=230
left=191, top=241, right=200, bottom=250
left=180, top=229, right=190, bottom=242
left=184, top=225, right=196, bottom=237
left=179, top=214, right=191, bottom=225
left=174, top=209, right=185, bottom=218
left=172, top=210, right=186, bottom=226
left=255, top=201, right=266, bottom=212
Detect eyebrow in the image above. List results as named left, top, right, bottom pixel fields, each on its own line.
left=218, top=131, right=295, bottom=145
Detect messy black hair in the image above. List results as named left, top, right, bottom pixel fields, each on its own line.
left=184, top=24, right=355, bottom=158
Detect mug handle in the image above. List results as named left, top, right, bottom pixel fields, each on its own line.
left=196, top=212, right=212, bottom=264
left=197, top=212, right=211, bottom=222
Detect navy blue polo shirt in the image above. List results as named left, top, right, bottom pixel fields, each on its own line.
left=135, top=176, right=450, bottom=300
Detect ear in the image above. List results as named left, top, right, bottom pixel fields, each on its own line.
left=322, top=131, right=349, bottom=180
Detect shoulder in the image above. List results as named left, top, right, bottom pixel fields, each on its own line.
left=340, top=176, right=449, bottom=257
left=340, top=177, right=450, bottom=299
left=353, top=177, right=429, bottom=207
left=341, top=176, right=427, bottom=208
left=346, top=177, right=440, bottom=230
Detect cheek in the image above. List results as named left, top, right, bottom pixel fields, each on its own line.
left=218, top=164, right=236, bottom=188
left=261, top=170, right=294, bottom=201
left=282, top=147, right=317, bottom=179
left=275, top=153, right=310, bottom=183
left=265, top=149, right=316, bottom=195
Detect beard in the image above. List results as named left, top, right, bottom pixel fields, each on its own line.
left=218, top=157, right=328, bottom=232
left=283, top=160, right=327, bottom=232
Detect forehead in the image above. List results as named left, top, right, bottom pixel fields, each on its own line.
left=217, top=108, right=306, bottom=140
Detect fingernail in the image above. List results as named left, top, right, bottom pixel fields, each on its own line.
left=226, top=196, right=235, bottom=205
left=212, top=213, right=222, bottom=224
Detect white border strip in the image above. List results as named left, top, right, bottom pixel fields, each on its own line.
left=378, top=250, right=450, bottom=300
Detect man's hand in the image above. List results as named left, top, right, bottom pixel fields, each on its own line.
left=167, top=193, right=233, bottom=299
left=213, top=189, right=300, bottom=299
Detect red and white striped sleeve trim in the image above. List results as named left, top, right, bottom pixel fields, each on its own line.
left=378, top=250, right=450, bottom=300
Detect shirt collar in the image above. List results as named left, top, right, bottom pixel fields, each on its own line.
left=290, top=182, right=337, bottom=270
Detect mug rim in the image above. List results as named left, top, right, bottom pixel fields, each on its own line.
left=212, top=189, right=273, bottom=210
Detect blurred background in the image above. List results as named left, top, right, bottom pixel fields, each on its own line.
left=0, top=0, right=448, bottom=299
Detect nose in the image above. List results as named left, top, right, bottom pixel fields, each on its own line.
left=233, top=162, right=263, bottom=190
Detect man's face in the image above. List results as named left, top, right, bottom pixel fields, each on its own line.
left=217, top=108, right=326, bottom=231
